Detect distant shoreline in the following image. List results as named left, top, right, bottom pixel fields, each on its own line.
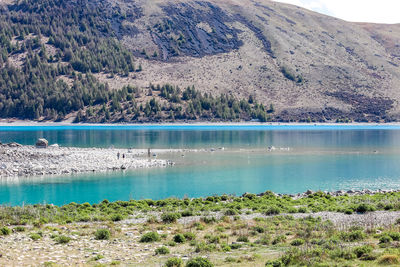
left=1, top=119, right=400, bottom=127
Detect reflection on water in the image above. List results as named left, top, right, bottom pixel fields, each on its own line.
left=1, top=126, right=400, bottom=149
left=1, top=126, right=400, bottom=205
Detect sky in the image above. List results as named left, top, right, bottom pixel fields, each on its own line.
left=274, top=0, right=400, bottom=24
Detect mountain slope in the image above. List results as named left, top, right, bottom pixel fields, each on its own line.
left=1, top=0, right=400, bottom=122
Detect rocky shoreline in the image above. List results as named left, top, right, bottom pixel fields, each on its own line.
left=0, top=142, right=174, bottom=178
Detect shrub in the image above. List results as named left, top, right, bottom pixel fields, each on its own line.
left=181, top=210, right=194, bottom=217
left=297, top=207, right=308, bottom=213
left=265, top=206, right=281, bottom=215
left=30, top=233, right=41, bottom=241
left=201, top=217, right=217, bottom=224
left=329, top=248, right=356, bottom=260
left=206, top=235, right=220, bottom=244
left=14, top=226, right=26, bottom=232
left=379, top=234, right=393, bottom=244
left=140, top=232, right=160, bottom=243
left=1, top=227, right=11, bottom=235
left=378, top=254, right=400, bottom=265
left=110, top=213, right=123, bottom=222
left=290, top=239, right=305, bottom=246
left=344, top=209, right=353, bottom=215
left=230, top=243, right=242, bottom=249
left=252, top=226, right=265, bottom=233
left=184, top=232, right=196, bottom=241
left=155, top=246, right=170, bottom=255
left=174, top=234, right=186, bottom=243
left=186, top=257, right=214, bottom=267
left=265, top=260, right=283, bottom=267
left=272, top=235, right=286, bottom=245
left=237, top=236, right=249, bottom=242
left=162, top=213, right=182, bottom=223
left=339, top=230, right=365, bottom=242
left=256, top=235, right=270, bottom=245
left=221, top=244, right=231, bottom=251
left=387, top=231, right=400, bottom=241
left=195, top=242, right=217, bottom=253
left=353, top=245, right=373, bottom=258
left=55, top=235, right=71, bottom=244
left=164, top=257, right=183, bottom=267
left=224, top=209, right=238, bottom=216
left=166, top=241, right=176, bottom=247
left=355, top=203, right=374, bottom=213
left=95, top=229, right=111, bottom=240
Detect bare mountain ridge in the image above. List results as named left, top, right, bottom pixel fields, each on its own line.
left=101, top=0, right=400, bottom=122
left=1, top=0, right=400, bottom=122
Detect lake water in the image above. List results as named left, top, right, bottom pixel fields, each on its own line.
left=2, top=125, right=400, bottom=205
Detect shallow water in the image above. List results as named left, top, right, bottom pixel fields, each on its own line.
left=1, top=125, right=400, bottom=205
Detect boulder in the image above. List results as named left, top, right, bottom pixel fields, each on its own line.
left=305, top=189, right=313, bottom=195
left=7, top=142, right=22, bottom=147
left=35, top=138, right=48, bottom=148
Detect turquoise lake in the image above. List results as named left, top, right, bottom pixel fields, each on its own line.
left=2, top=125, right=400, bottom=205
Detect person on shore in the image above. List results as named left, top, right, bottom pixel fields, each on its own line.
left=122, top=154, right=125, bottom=159
left=117, top=152, right=120, bottom=159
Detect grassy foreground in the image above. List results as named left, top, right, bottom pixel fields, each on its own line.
left=2, top=191, right=400, bottom=266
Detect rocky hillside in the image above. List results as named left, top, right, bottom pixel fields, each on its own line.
left=1, top=0, right=400, bottom=122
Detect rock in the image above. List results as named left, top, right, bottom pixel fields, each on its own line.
left=7, top=142, right=22, bottom=147
left=49, top=144, right=59, bottom=148
left=305, top=190, right=313, bottom=195
left=35, top=138, right=48, bottom=148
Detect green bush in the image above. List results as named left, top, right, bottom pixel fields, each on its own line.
left=256, top=235, right=270, bottom=245
left=184, top=232, right=196, bottom=241
left=353, top=245, right=373, bottom=258
left=201, top=217, right=217, bottom=224
left=224, top=209, right=238, bottom=216
left=355, top=203, right=374, bottom=213
left=290, top=239, right=305, bottom=246
left=186, top=257, right=214, bottom=267
left=55, top=235, right=71, bottom=244
left=229, top=243, right=242, bottom=250
left=174, top=234, right=186, bottom=243
left=30, top=233, right=41, bottom=241
left=14, top=226, right=26, bottom=232
left=161, top=213, right=182, bottom=223
left=181, top=210, right=194, bottom=217
left=387, top=231, right=400, bottom=241
left=379, top=234, right=393, bottom=244
left=1, top=226, right=11, bottom=235
left=140, top=232, right=160, bottom=243
left=339, top=230, right=365, bottom=242
left=110, top=213, right=123, bottom=222
left=164, top=257, right=183, bottom=267
left=265, top=206, right=281, bottom=215
left=155, top=246, right=170, bottom=255
left=95, top=229, right=111, bottom=240
left=344, top=209, right=353, bottom=215
left=236, top=236, right=249, bottom=242
left=265, top=260, right=283, bottom=267
left=252, top=226, right=265, bottom=233
left=272, top=235, right=286, bottom=245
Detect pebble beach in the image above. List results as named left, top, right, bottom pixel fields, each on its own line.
left=0, top=142, right=175, bottom=178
